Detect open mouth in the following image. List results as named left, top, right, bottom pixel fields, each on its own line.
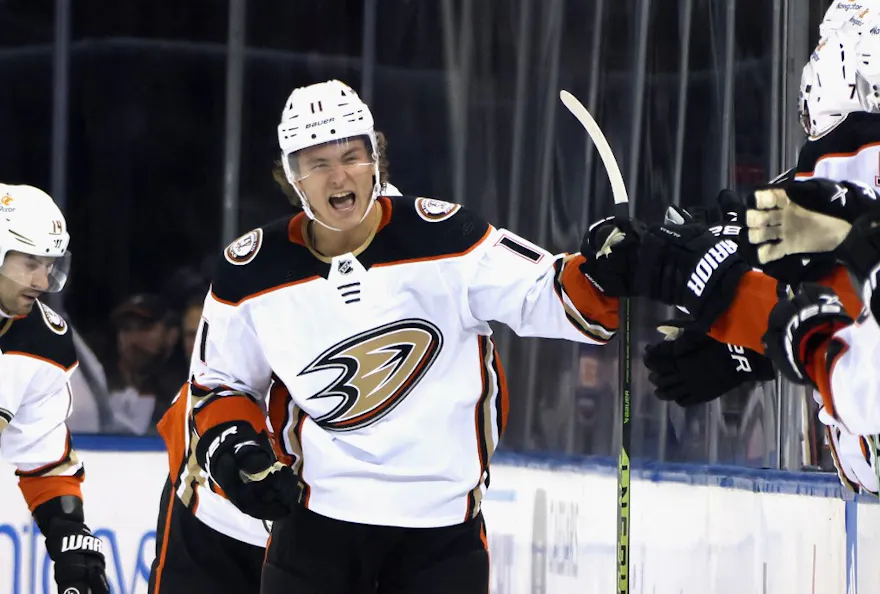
left=329, top=192, right=357, bottom=212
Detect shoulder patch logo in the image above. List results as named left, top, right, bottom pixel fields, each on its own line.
left=415, top=198, right=461, bottom=222
left=224, top=228, right=264, bottom=266
left=38, top=301, right=68, bottom=336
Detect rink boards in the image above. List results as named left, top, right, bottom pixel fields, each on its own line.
left=0, top=437, right=877, bottom=594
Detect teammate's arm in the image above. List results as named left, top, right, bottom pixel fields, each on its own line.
left=188, top=290, right=299, bottom=520
left=0, top=356, right=109, bottom=594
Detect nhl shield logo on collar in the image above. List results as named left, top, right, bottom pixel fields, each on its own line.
left=338, top=259, right=353, bottom=275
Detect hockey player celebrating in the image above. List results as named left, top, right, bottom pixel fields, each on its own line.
left=0, top=183, right=109, bottom=594
left=149, top=147, right=404, bottom=594
left=184, top=79, right=638, bottom=594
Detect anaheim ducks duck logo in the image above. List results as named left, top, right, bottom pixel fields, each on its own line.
left=300, top=319, right=443, bottom=431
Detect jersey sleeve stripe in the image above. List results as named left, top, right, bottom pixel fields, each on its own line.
left=708, top=271, right=779, bottom=353
left=552, top=255, right=617, bottom=343
left=817, top=265, right=863, bottom=318
left=372, top=226, right=493, bottom=270
left=794, top=139, right=880, bottom=178
left=18, top=474, right=84, bottom=512
left=825, top=426, right=860, bottom=492
left=2, top=351, right=78, bottom=373
left=191, top=390, right=269, bottom=437
left=0, top=407, right=12, bottom=433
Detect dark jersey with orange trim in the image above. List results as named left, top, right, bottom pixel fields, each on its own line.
left=795, top=112, right=880, bottom=187
left=189, top=195, right=618, bottom=528
left=0, top=300, right=84, bottom=511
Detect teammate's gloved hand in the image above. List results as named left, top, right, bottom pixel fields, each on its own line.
left=762, top=283, right=853, bottom=387
left=579, top=216, right=643, bottom=297
left=837, top=210, right=880, bottom=284
left=643, top=322, right=775, bottom=407
left=746, top=179, right=880, bottom=264
left=635, top=220, right=750, bottom=331
left=196, top=421, right=300, bottom=521
left=681, top=191, right=837, bottom=285
left=34, top=495, right=110, bottom=594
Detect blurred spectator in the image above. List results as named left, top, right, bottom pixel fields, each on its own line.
left=67, top=327, right=112, bottom=433
left=574, top=348, right=615, bottom=455
left=106, top=293, right=187, bottom=435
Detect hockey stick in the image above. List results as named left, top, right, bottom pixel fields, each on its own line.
left=559, top=89, right=632, bottom=594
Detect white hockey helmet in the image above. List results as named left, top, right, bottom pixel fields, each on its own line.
left=853, top=11, right=880, bottom=111
left=0, top=183, right=71, bottom=293
left=799, top=29, right=864, bottom=138
left=818, top=0, right=879, bottom=38
left=277, top=80, right=380, bottom=225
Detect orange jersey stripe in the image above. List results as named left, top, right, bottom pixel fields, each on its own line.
left=156, top=385, right=189, bottom=482
left=817, top=265, right=862, bottom=318
left=709, top=271, right=779, bottom=353
left=2, top=351, right=77, bottom=373
left=193, top=392, right=268, bottom=436
left=18, top=475, right=83, bottom=512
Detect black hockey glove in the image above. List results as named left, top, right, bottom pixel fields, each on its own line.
left=762, top=283, right=853, bottom=387
left=579, top=216, right=643, bottom=297
left=678, top=190, right=837, bottom=285
left=196, top=421, right=300, bottom=521
left=837, top=210, right=880, bottom=283
left=644, top=323, right=776, bottom=407
left=34, top=495, right=110, bottom=594
left=746, top=179, right=880, bottom=264
left=635, top=221, right=750, bottom=331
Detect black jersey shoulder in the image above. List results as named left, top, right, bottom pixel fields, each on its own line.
left=0, top=301, right=77, bottom=370
left=210, top=215, right=328, bottom=305
left=796, top=112, right=880, bottom=175
left=359, top=196, right=492, bottom=268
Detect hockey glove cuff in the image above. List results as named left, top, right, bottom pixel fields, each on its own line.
left=579, top=216, right=643, bottom=297
left=761, top=284, right=853, bottom=387
left=34, top=495, right=110, bottom=594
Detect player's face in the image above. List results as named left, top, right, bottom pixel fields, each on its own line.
left=294, top=139, right=375, bottom=230
left=0, top=251, right=52, bottom=315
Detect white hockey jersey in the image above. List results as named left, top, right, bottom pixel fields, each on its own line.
left=817, top=284, right=880, bottom=437
left=791, top=112, right=880, bottom=493
left=189, top=196, right=618, bottom=528
left=0, top=300, right=84, bottom=511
